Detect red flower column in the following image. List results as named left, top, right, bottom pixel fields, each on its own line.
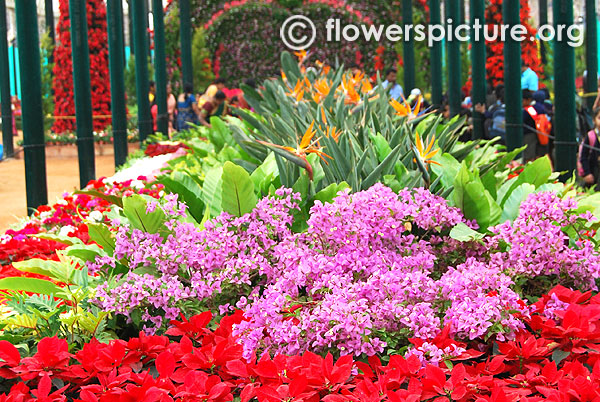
left=484, top=0, right=542, bottom=87
left=52, top=0, right=111, bottom=134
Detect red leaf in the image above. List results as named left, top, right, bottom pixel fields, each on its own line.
left=225, top=359, right=249, bottom=377
left=155, top=351, right=176, bottom=378
left=0, top=341, right=21, bottom=366
left=289, top=374, right=308, bottom=396
left=240, top=383, right=257, bottom=402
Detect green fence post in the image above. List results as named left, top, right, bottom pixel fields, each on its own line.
left=132, top=0, right=152, bottom=141
left=503, top=0, right=523, bottom=153
left=429, top=0, right=443, bottom=106
left=153, top=0, right=168, bottom=136
left=585, top=0, right=597, bottom=111
left=446, top=0, right=461, bottom=117
left=554, top=0, right=577, bottom=177
left=179, top=0, right=193, bottom=87
left=45, top=0, right=55, bottom=64
left=539, top=0, right=548, bottom=25
left=402, top=0, right=415, bottom=93
left=128, top=0, right=134, bottom=55
left=470, top=0, right=486, bottom=139
left=539, top=0, right=548, bottom=65
left=0, top=0, right=14, bottom=159
left=107, top=0, right=128, bottom=167
left=15, top=0, right=48, bottom=213
left=70, top=0, right=96, bottom=188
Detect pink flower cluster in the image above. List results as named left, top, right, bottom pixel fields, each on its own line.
left=90, top=185, right=600, bottom=360
left=489, top=191, right=600, bottom=290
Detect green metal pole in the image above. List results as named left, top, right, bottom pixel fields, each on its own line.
left=70, top=0, right=96, bottom=188
left=539, top=0, right=548, bottom=65
left=45, top=0, right=54, bottom=64
left=107, top=0, right=128, bottom=167
left=15, top=0, right=48, bottom=212
left=585, top=0, right=597, bottom=111
left=554, top=0, right=576, bottom=177
left=127, top=0, right=134, bottom=55
left=132, top=0, right=152, bottom=141
left=429, top=0, right=443, bottom=107
left=143, top=0, right=151, bottom=61
left=470, top=0, right=486, bottom=139
left=503, top=0, right=522, bottom=153
left=11, top=39, right=17, bottom=97
left=446, top=0, right=461, bottom=116
left=539, top=0, right=548, bottom=25
left=0, top=0, right=14, bottom=158
left=179, top=0, right=193, bottom=87
left=153, top=0, right=168, bottom=135
left=402, top=0, right=415, bottom=93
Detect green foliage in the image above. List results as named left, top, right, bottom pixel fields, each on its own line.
left=449, top=155, right=557, bottom=232
left=221, top=161, right=258, bottom=217
left=0, top=250, right=112, bottom=347
left=191, top=27, right=215, bottom=93
left=122, top=194, right=167, bottom=234
left=158, top=171, right=206, bottom=222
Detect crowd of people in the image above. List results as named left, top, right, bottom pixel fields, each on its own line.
left=149, top=77, right=256, bottom=134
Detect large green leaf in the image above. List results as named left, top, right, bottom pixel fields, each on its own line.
left=314, top=182, right=350, bottom=205
left=500, top=183, right=536, bottom=223
left=66, top=244, right=104, bottom=264
left=12, top=259, right=62, bottom=278
left=221, top=162, right=257, bottom=217
left=87, top=223, right=115, bottom=255
left=158, top=172, right=206, bottom=223
left=0, top=277, right=65, bottom=298
left=430, top=152, right=461, bottom=190
left=449, top=222, right=485, bottom=242
left=34, top=233, right=83, bottom=246
left=251, top=153, right=279, bottom=192
left=202, top=166, right=224, bottom=217
left=208, top=116, right=236, bottom=152
left=452, top=164, right=502, bottom=231
left=122, top=195, right=166, bottom=234
left=498, top=156, right=552, bottom=206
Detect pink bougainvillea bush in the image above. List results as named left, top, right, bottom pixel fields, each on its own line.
left=88, top=183, right=600, bottom=360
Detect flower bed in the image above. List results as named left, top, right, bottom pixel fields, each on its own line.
left=1, top=285, right=600, bottom=400
left=3, top=54, right=600, bottom=399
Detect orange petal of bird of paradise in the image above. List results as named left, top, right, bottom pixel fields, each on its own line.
left=415, top=131, right=441, bottom=165
left=390, top=98, right=411, bottom=116
left=299, top=121, right=316, bottom=150
left=294, top=50, right=307, bottom=61
left=320, top=107, right=327, bottom=125
left=361, top=79, right=373, bottom=93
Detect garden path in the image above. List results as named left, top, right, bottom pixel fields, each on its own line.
left=0, top=153, right=115, bottom=232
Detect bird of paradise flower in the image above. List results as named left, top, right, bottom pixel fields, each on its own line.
left=389, top=95, right=424, bottom=120
left=256, top=121, right=332, bottom=180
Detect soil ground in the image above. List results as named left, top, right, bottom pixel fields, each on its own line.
left=0, top=151, right=115, bottom=232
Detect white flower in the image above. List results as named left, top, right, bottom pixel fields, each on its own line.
left=38, top=211, right=52, bottom=220
left=58, top=225, right=76, bottom=237
left=89, top=210, right=103, bottom=222
left=130, top=180, right=144, bottom=190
